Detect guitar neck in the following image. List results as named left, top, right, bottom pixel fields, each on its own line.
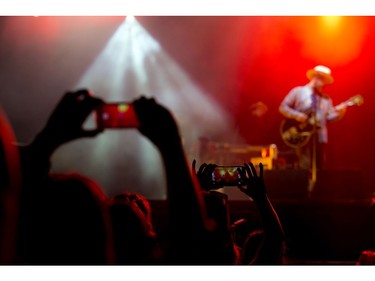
left=336, top=95, right=363, bottom=110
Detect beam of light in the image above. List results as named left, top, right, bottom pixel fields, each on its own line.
left=51, top=17, right=242, bottom=199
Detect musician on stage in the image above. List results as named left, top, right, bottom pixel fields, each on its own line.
left=279, top=65, right=347, bottom=175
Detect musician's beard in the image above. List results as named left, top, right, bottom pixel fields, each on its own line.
left=310, top=78, right=325, bottom=92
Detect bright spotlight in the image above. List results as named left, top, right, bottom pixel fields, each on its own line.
left=126, top=15, right=135, bottom=23
left=51, top=17, right=241, bottom=199
left=321, top=16, right=342, bottom=30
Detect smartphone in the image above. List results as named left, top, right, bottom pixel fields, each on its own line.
left=96, top=103, right=140, bottom=129
left=211, top=166, right=246, bottom=187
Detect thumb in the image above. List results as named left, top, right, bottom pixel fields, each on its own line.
left=81, top=128, right=103, bottom=138
left=192, top=159, right=197, bottom=173
left=237, top=185, right=246, bottom=193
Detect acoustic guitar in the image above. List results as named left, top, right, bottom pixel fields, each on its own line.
left=280, top=94, right=364, bottom=148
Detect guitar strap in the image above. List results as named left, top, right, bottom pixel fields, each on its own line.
left=311, top=88, right=321, bottom=114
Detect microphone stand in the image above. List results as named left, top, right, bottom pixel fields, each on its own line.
left=309, top=92, right=318, bottom=195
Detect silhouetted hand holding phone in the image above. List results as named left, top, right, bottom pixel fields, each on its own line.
left=133, top=96, right=212, bottom=264
left=133, top=97, right=180, bottom=151
left=237, top=162, right=267, bottom=203
left=192, top=160, right=218, bottom=191
left=21, top=89, right=103, bottom=179
left=37, top=89, right=103, bottom=154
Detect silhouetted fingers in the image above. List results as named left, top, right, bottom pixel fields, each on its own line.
left=197, top=163, right=207, bottom=175
left=243, top=163, right=252, bottom=178
left=258, top=162, right=264, bottom=179
left=204, top=164, right=217, bottom=177
left=249, top=162, right=258, bottom=178
left=238, top=166, right=247, bottom=180
left=66, top=89, right=90, bottom=101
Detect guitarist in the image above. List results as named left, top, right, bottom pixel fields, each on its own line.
left=279, top=65, right=347, bottom=181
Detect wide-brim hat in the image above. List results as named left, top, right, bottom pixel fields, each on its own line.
left=306, top=65, right=334, bottom=84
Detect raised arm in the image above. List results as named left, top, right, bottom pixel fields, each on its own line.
left=20, top=89, right=103, bottom=180
left=0, top=107, right=22, bottom=263
left=237, top=162, right=285, bottom=264
left=133, top=97, right=211, bottom=264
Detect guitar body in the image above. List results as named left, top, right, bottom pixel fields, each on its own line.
left=280, top=118, right=314, bottom=148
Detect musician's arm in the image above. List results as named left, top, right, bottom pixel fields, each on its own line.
left=279, top=87, right=308, bottom=122
left=327, top=100, right=347, bottom=121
